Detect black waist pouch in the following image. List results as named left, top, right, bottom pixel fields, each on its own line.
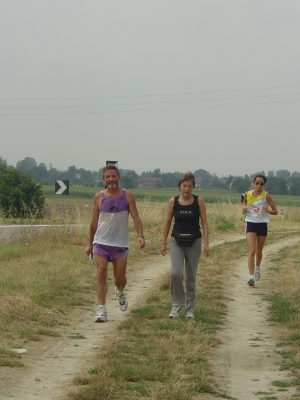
left=174, top=232, right=197, bottom=246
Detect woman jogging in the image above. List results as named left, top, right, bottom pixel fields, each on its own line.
left=160, top=171, right=209, bottom=319
left=242, top=174, right=278, bottom=286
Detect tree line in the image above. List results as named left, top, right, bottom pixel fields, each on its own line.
left=5, top=157, right=300, bottom=195
left=1, top=156, right=300, bottom=218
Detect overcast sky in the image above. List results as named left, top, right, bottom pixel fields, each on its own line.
left=1, top=1, right=299, bottom=177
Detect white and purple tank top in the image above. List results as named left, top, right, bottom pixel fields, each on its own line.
left=93, top=189, right=129, bottom=247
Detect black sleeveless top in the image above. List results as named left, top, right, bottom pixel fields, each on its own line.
left=171, top=195, right=202, bottom=238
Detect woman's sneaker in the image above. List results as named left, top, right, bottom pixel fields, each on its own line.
left=186, top=311, right=194, bottom=319
left=94, top=306, right=107, bottom=322
left=169, top=307, right=182, bottom=318
left=247, top=276, right=255, bottom=287
left=254, top=266, right=261, bottom=281
left=115, top=287, right=128, bottom=311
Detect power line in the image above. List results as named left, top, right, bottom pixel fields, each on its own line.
left=1, top=98, right=299, bottom=116
left=0, top=92, right=299, bottom=110
left=0, top=84, right=300, bottom=102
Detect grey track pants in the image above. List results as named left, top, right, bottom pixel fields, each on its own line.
left=169, top=237, right=202, bottom=312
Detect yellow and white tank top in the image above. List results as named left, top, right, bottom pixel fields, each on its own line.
left=245, top=190, right=269, bottom=223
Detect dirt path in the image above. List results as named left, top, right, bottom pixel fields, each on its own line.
left=210, top=236, right=300, bottom=400
left=0, top=234, right=299, bottom=400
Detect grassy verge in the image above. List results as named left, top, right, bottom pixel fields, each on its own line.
left=0, top=228, right=95, bottom=366
left=264, top=243, right=300, bottom=390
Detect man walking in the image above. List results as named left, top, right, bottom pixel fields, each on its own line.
left=85, top=164, right=145, bottom=322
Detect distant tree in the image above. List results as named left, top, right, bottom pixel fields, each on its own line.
left=15, top=158, right=48, bottom=183
left=76, top=168, right=94, bottom=185
left=39, top=163, right=47, bottom=170
left=210, top=176, right=225, bottom=189
left=289, top=178, right=300, bottom=196
left=0, top=168, right=45, bottom=218
left=153, top=168, right=161, bottom=178
left=193, top=169, right=210, bottom=187
left=66, top=165, right=77, bottom=180
left=140, top=169, right=162, bottom=178
left=231, top=177, right=250, bottom=193
left=276, top=169, right=291, bottom=180
left=265, top=176, right=287, bottom=195
left=0, top=157, right=8, bottom=173
left=16, top=157, right=37, bottom=175
left=193, top=169, right=209, bottom=178
left=33, top=163, right=48, bottom=183
left=251, top=171, right=266, bottom=178
left=291, top=171, right=300, bottom=178
left=267, top=170, right=275, bottom=177
left=161, top=172, right=180, bottom=187
left=120, top=169, right=138, bottom=178
left=140, top=170, right=153, bottom=177
left=120, top=175, right=138, bottom=189
left=48, top=167, right=65, bottom=183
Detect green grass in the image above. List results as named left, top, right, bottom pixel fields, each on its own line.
left=263, top=243, right=300, bottom=390
left=69, top=333, right=86, bottom=340
left=269, top=294, right=296, bottom=322
left=0, top=348, right=24, bottom=367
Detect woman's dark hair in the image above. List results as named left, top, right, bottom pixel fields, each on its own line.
left=178, top=171, right=195, bottom=188
left=253, top=174, right=267, bottom=184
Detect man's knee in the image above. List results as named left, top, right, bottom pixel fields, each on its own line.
left=97, top=269, right=107, bottom=282
left=114, top=275, right=127, bottom=287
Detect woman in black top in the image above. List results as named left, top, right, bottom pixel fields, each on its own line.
left=160, top=172, right=209, bottom=319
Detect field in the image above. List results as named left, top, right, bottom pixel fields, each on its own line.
left=42, top=185, right=300, bottom=206
left=1, top=188, right=300, bottom=398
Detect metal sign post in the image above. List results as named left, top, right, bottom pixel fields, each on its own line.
left=55, top=180, right=70, bottom=212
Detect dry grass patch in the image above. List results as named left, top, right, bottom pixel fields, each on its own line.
left=0, top=227, right=95, bottom=362
left=263, top=243, right=300, bottom=388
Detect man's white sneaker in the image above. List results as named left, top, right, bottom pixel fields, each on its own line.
left=115, top=287, right=128, bottom=311
left=254, top=266, right=261, bottom=281
left=247, top=276, right=255, bottom=287
left=169, top=307, right=182, bottom=319
left=186, top=311, right=194, bottom=319
left=94, top=306, right=107, bottom=322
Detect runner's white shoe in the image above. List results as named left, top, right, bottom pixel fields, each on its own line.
left=254, top=266, right=261, bottom=281
left=115, top=287, right=128, bottom=311
left=94, top=306, right=107, bottom=322
left=247, top=276, right=255, bottom=287
left=169, top=307, right=182, bottom=318
left=186, top=311, right=194, bottom=319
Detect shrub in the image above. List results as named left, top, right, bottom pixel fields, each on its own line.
left=0, top=168, right=45, bottom=218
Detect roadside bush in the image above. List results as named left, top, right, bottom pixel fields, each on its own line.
left=0, top=168, right=45, bottom=218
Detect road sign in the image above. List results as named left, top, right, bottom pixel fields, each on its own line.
left=55, top=180, right=69, bottom=195
left=106, top=160, right=118, bottom=165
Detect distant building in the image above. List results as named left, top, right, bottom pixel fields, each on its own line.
left=137, top=177, right=162, bottom=188
left=195, top=177, right=203, bottom=187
